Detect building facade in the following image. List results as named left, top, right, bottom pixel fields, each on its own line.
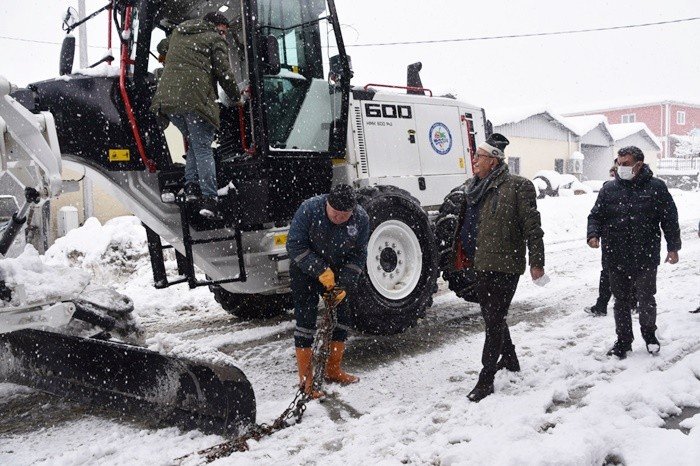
left=565, top=101, right=700, bottom=157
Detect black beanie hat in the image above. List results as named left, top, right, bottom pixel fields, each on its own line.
left=327, top=184, right=357, bottom=211
left=203, top=11, right=229, bottom=26
left=478, top=133, right=510, bottom=160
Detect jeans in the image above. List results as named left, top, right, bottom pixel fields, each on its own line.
left=168, top=112, right=217, bottom=198
left=290, top=265, right=353, bottom=348
left=609, top=266, right=657, bottom=343
left=475, top=270, right=520, bottom=385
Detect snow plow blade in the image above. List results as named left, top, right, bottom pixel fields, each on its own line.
left=0, top=329, right=255, bottom=435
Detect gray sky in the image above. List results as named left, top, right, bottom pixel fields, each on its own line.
left=1, top=0, right=698, bottom=113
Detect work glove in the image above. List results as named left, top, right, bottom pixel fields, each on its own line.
left=332, top=288, right=347, bottom=305
left=318, top=268, right=336, bottom=291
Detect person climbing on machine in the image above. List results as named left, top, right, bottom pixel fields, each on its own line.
left=150, top=11, right=240, bottom=218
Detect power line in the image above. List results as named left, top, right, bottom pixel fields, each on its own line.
left=0, top=15, right=697, bottom=50
left=0, top=35, right=106, bottom=49
left=344, top=16, right=700, bottom=47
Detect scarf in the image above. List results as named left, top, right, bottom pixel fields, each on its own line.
left=460, top=163, right=508, bottom=260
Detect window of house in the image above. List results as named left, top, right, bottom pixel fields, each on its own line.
left=554, top=158, right=564, bottom=174
left=508, top=157, right=521, bottom=174
left=621, top=114, right=636, bottom=123
left=677, top=111, right=686, bottom=125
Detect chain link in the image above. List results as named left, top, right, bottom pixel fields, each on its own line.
left=177, top=290, right=342, bottom=464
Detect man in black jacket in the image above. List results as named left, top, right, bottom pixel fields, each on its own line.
left=587, top=146, right=681, bottom=358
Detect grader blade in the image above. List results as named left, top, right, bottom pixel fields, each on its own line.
left=0, top=329, right=255, bottom=435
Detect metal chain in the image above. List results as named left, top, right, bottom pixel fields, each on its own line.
left=177, top=289, right=342, bottom=464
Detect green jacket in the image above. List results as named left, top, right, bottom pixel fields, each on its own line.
left=150, top=19, right=239, bottom=128
left=453, top=167, right=545, bottom=275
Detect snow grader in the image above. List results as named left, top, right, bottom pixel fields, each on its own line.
left=0, top=0, right=486, bottom=434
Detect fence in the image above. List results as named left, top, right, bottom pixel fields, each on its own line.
left=657, top=157, right=700, bottom=172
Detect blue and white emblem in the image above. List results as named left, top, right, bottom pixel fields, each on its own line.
left=347, top=224, right=358, bottom=237
left=429, top=122, right=452, bottom=155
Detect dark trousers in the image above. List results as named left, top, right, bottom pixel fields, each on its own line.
left=595, top=268, right=612, bottom=309
left=595, top=265, right=636, bottom=310
left=475, top=270, right=520, bottom=385
left=609, top=266, right=657, bottom=343
left=290, top=265, right=352, bottom=348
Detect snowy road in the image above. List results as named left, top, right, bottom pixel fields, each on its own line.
left=1, top=192, right=699, bottom=465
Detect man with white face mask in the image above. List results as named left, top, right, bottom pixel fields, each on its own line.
left=587, top=146, right=681, bottom=358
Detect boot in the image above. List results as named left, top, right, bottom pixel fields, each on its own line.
left=467, top=374, right=494, bottom=403
left=184, top=183, right=201, bottom=202
left=606, top=340, right=632, bottom=359
left=199, top=197, right=218, bottom=218
left=325, top=342, right=359, bottom=385
left=641, top=327, right=660, bottom=355
left=584, top=304, right=607, bottom=317
left=295, top=348, right=324, bottom=399
left=496, top=344, right=520, bottom=372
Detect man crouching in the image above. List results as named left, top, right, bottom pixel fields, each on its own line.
left=286, top=184, right=370, bottom=398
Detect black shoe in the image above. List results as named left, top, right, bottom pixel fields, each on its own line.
left=690, top=306, right=700, bottom=314
left=497, top=346, right=521, bottom=372
left=199, top=197, right=217, bottom=218
left=641, top=328, right=660, bottom=354
left=184, top=183, right=201, bottom=202
left=584, top=305, right=607, bottom=317
left=467, top=382, right=494, bottom=403
left=606, top=340, right=632, bottom=359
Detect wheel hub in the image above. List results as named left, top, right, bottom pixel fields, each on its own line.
left=379, top=247, right=398, bottom=272
left=366, top=220, right=423, bottom=300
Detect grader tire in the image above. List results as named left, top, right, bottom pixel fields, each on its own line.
left=350, top=185, right=439, bottom=335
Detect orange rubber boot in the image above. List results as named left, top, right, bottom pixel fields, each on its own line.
left=325, top=342, right=360, bottom=385
left=295, top=348, right=324, bottom=399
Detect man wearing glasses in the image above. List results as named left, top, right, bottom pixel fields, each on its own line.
left=450, top=133, right=545, bottom=402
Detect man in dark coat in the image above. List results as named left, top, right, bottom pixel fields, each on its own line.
left=150, top=12, right=240, bottom=217
left=286, top=184, right=370, bottom=398
left=451, top=133, right=545, bottom=402
left=587, top=146, right=681, bottom=358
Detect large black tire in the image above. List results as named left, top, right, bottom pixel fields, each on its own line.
left=350, top=185, right=439, bottom=335
left=210, top=286, right=292, bottom=319
left=434, top=185, right=479, bottom=303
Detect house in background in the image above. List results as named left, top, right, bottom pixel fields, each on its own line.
left=561, top=115, right=614, bottom=180
left=607, top=122, right=662, bottom=168
left=489, top=109, right=662, bottom=182
left=490, top=109, right=580, bottom=179
left=563, top=100, right=700, bottom=157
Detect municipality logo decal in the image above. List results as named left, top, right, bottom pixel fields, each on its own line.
left=429, top=122, right=452, bottom=155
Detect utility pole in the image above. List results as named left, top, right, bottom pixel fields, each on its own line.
left=78, top=0, right=95, bottom=221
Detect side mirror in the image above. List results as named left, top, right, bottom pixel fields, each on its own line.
left=59, top=35, right=76, bottom=76
left=260, top=35, right=281, bottom=75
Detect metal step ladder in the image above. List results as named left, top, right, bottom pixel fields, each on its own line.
left=144, top=199, right=247, bottom=289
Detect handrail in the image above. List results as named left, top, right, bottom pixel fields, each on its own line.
left=118, top=5, right=156, bottom=173
left=237, top=98, right=256, bottom=155
left=363, top=83, right=433, bottom=97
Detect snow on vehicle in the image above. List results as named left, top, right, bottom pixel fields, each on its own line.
left=0, top=0, right=487, bottom=432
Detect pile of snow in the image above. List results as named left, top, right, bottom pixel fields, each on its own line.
left=74, top=63, right=120, bottom=78
left=558, top=174, right=592, bottom=195
left=45, top=216, right=148, bottom=273
left=0, top=245, right=89, bottom=306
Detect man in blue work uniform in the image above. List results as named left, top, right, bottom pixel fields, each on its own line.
left=286, top=184, right=370, bottom=398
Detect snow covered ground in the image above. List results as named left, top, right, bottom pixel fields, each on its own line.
left=1, top=191, right=699, bottom=465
